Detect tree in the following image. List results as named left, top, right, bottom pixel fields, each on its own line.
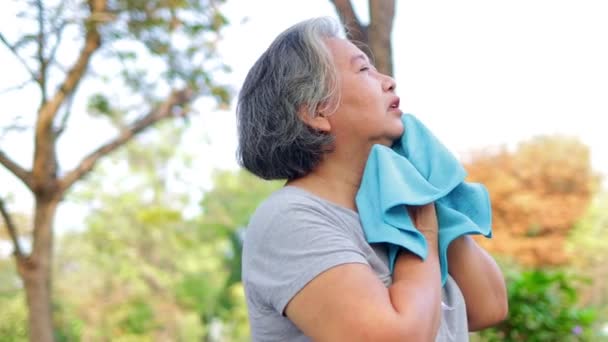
left=567, top=191, right=608, bottom=327
left=50, top=150, right=278, bottom=340
left=330, top=0, right=396, bottom=76
left=52, top=135, right=228, bottom=340
left=196, top=168, right=283, bottom=340
left=0, top=1, right=229, bottom=340
left=464, top=136, right=598, bottom=266
left=0, top=251, right=28, bottom=341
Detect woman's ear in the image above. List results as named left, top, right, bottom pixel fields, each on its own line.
left=298, top=107, right=331, bottom=132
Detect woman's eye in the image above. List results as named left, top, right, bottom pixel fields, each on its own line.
left=359, top=66, right=370, bottom=72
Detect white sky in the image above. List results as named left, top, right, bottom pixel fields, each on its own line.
left=0, top=0, right=607, bottom=240
left=200, top=0, right=608, bottom=179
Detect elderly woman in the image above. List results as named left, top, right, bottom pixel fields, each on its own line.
left=237, top=17, right=507, bottom=341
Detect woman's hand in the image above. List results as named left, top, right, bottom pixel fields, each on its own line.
left=407, top=203, right=439, bottom=235
left=285, top=202, right=444, bottom=341
left=389, top=203, right=442, bottom=339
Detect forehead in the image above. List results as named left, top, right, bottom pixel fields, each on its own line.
left=324, top=37, right=368, bottom=65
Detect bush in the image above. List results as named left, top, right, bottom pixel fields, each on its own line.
left=0, top=292, right=28, bottom=342
left=479, top=269, right=596, bottom=341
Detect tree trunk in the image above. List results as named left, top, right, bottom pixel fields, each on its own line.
left=330, top=0, right=396, bottom=76
left=16, top=198, right=58, bottom=342
left=368, top=0, right=395, bottom=76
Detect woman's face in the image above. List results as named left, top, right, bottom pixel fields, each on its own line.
left=324, top=37, right=403, bottom=148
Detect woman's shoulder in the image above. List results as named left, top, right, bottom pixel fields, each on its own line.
left=242, top=187, right=371, bottom=321
left=248, top=186, right=356, bottom=234
left=256, top=185, right=313, bottom=211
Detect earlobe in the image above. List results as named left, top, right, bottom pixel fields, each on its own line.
left=310, top=113, right=332, bottom=132
left=298, top=108, right=331, bottom=132
left=313, top=112, right=332, bottom=132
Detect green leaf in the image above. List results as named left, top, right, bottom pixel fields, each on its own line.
left=87, top=94, right=111, bottom=116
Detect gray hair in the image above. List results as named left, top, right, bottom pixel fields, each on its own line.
left=236, top=17, right=345, bottom=180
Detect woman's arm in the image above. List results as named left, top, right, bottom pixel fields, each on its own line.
left=447, top=235, right=509, bottom=331
left=284, top=204, right=442, bottom=341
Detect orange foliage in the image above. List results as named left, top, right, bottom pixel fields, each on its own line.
left=464, top=136, right=598, bottom=266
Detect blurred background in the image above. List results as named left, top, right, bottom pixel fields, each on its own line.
left=0, top=0, right=606, bottom=341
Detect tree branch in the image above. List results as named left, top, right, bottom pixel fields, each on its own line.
left=54, top=92, right=75, bottom=138
left=38, top=0, right=105, bottom=126
left=0, top=150, right=32, bottom=189
left=47, top=21, right=68, bottom=68
left=0, top=33, right=37, bottom=81
left=32, top=0, right=107, bottom=189
left=47, top=0, right=69, bottom=67
left=0, top=197, right=24, bottom=257
left=329, top=0, right=367, bottom=44
left=0, top=79, right=34, bottom=95
left=0, top=123, right=29, bottom=141
left=36, top=0, right=48, bottom=101
left=58, top=88, right=194, bottom=193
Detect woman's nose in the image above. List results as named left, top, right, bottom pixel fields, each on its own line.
left=382, top=74, right=396, bottom=92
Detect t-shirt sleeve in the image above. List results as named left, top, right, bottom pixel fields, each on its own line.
left=244, top=204, right=369, bottom=315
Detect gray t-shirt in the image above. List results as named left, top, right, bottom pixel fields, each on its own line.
left=242, top=186, right=469, bottom=341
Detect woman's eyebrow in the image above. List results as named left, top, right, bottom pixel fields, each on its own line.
left=350, top=53, right=369, bottom=66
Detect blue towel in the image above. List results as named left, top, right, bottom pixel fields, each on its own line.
left=356, top=113, right=492, bottom=285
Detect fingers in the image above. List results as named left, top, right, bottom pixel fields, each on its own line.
left=407, top=203, right=438, bottom=233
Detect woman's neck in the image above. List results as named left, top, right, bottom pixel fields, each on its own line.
left=287, top=151, right=368, bottom=212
